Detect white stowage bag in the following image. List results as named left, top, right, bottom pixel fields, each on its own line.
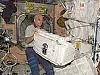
left=34, top=29, right=75, bottom=66
left=63, top=0, right=99, bottom=41
left=54, top=56, right=98, bottom=75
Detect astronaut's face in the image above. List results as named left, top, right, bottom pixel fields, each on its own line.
left=34, top=14, right=43, bottom=28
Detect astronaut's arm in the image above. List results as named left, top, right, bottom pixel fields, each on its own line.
left=25, top=33, right=34, bottom=44
left=25, top=29, right=37, bottom=44
left=25, top=28, right=38, bottom=44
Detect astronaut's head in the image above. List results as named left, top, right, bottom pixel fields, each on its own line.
left=33, top=14, right=43, bottom=28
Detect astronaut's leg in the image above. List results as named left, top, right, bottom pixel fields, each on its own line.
left=25, top=47, right=39, bottom=75
left=39, top=57, right=55, bottom=75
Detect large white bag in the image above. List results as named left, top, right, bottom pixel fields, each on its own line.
left=54, top=56, right=97, bottom=75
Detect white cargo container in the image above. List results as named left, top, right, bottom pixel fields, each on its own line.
left=34, top=29, right=75, bottom=66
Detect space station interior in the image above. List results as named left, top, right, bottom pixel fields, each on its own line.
left=0, top=0, right=100, bottom=75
